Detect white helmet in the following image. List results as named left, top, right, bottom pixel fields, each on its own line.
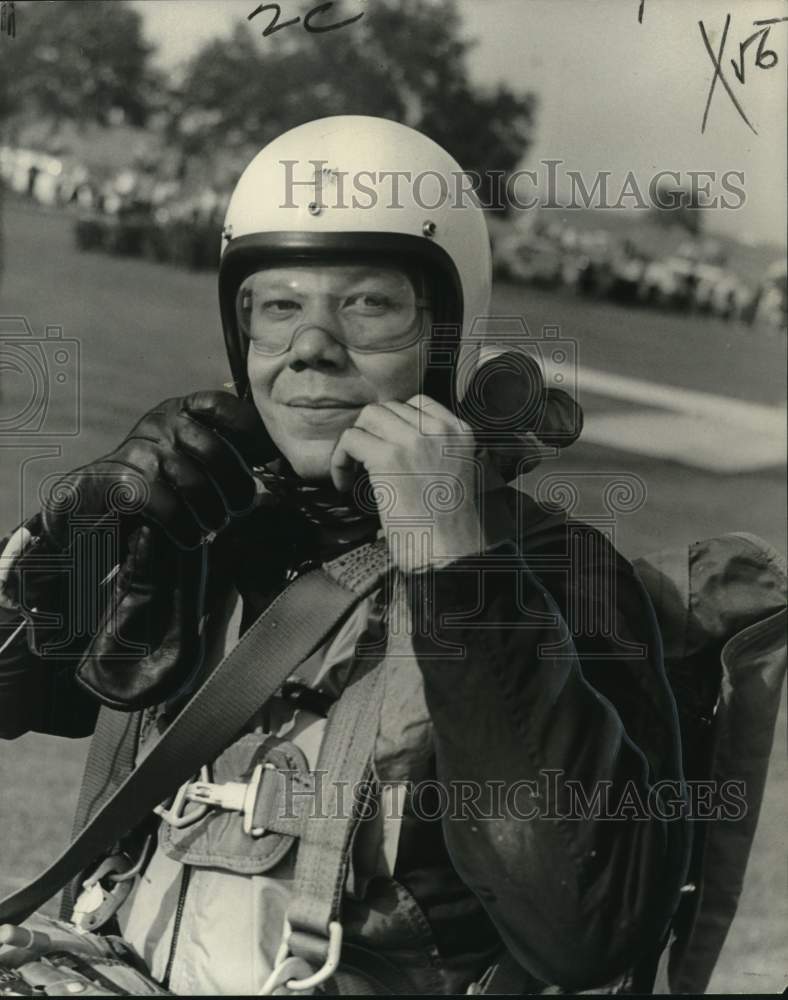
left=218, top=115, right=492, bottom=408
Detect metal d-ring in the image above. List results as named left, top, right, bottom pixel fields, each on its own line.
left=153, top=766, right=211, bottom=829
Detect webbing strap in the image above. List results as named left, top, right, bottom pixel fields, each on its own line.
left=285, top=636, right=389, bottom=957
left=0, top=566, right=363, bottom=926
left=71, top=709, right=141, bottom=837
left=59, top=706, right=142, bottom=919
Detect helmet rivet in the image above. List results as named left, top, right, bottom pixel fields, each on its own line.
left=222, top=225, right=233, bottom=242
left=308, top=201, right=322, bottom=216
left=422, top=220, right=437, bottom=238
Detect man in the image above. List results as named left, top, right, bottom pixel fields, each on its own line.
left=0, top=117, right=689, bottom=994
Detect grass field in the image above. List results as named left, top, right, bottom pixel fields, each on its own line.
left=0, top=201, right=785, bottom=992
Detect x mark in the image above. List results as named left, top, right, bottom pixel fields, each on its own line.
left=699, top=14, right=758, bottom=135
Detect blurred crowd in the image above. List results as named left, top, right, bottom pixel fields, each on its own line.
left=493, top=219, right=787, bottom=328
left=0, top=144, right=227, bottom=270
left=2, top=144, right=786, bottom=329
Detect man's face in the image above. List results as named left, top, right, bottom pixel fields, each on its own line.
left=244, top=263, right=429, bottom=481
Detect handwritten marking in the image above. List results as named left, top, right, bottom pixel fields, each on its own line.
left=248, top=1, right=364, bottom=38
left=699, top=15, right=758, bottom=134
left=729, top=24, right=779, bottom=84
left=699, top=11, right=787, bottom=134
left=249, top=2, right=298, bottom=35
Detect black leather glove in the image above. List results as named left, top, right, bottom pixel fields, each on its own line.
left=74, top=522, right=207, bottom=710
left=3, top=391, right=278, bottom=711
left=41, top=390, right=276, bottom=552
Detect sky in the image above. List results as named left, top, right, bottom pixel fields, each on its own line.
left=131, top=0, right=788, bottom=247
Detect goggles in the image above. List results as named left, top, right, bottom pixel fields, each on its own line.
left=236, top=267, right=431, bottom=356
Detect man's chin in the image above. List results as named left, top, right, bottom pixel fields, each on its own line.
left=279, top=440, right=338, bottom=485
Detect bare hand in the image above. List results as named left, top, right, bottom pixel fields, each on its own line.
left=330, top=395, right=482, bottom=571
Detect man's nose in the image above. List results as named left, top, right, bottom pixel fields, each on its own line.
left=288, top=303, right=348, bottom=368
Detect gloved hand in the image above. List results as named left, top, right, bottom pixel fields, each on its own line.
left=1, top=392, right=278, bottom=710
left=41, top=391, right=276, bottom=553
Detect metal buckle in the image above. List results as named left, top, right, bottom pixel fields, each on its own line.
left=179, top=762, right=277, bottom=837
left=258, top=956, right=315, bottom=995
left=259, top=919, right=343, bottom=994
left=71, top=839, right=151, bottom=933
left=243, top=762, right=273, bottom=836
left=153, top=766, right=211, bottom=828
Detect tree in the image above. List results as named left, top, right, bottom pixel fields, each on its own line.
left=650, top=180, right=704, bottom=236
left=0, top=1, right=159, bottom=132
left=172, top=0, right=537, bottom=208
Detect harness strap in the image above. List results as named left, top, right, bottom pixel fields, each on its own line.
left=262, top=580, right=394, bottom=994
left=59, top=707, right=143, bottom=918
left=292, top=662, right=388, bottom=928
left=0, top=564, right=371, bottom=926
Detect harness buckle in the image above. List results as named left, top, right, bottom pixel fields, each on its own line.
left=179, top=761, right=277, bottom=837
left=260, top=919, right=343, bottom=994
left=71, top=838, right=152, bottom=932
left=258, top=955, right=316, bottom=995
left=153, top=766, right=211, bottom=829
left=243, top=763, right=274, bottom=836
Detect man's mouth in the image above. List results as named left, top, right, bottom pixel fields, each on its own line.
left=285, top=397, right=364, bottom=409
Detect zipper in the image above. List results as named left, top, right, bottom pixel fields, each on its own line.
left=161, top=865, right=192, bottom=990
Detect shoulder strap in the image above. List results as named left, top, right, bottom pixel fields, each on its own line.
left=0, top=564, right=369, bottom=926
left=275, top=655, right=388, bottom=989
left=71, top=709, right=142, bottom=840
